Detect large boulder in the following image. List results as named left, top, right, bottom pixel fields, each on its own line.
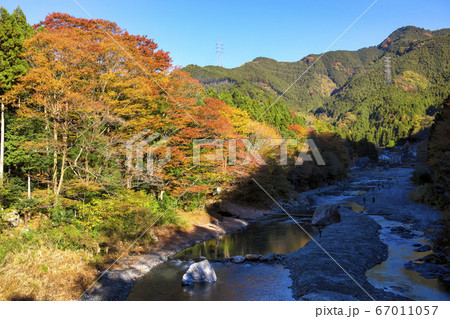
left=181, top=260, right=217, bottom=285
left=311, top=204, right=341, bottom=226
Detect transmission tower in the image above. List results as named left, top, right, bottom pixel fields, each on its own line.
left=384, top=56, right=392, bottom=85
left=216, top=41, right=223, bottom=67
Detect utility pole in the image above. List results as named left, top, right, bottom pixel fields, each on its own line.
left=216, top=41, right=223, bottom=67
left=384, top=56, right=392, bottom=85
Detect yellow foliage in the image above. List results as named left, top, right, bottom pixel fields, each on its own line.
left=394, top=71, right=428, bottom=91
left=220, top=105, right=252, bottom=135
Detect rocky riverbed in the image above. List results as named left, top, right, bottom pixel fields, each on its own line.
left=282, top=207, right=408, bottom=301
left=349, top=168, right=449, bottom=283
left=84, top=166, right=450, bottom=301
left=282, top=166, right=449, bottom=301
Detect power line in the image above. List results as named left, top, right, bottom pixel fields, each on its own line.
left=384, top=56, right=392, bottom=85
left=216, top=41, right=223, bottom=67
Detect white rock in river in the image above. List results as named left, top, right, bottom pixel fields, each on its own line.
left=181, top=260, right=217, bottom=285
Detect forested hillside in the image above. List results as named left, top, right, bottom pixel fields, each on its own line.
left=183, top=26, right=450, bottom=146
left=409, top=94, right=450, bottom=256
left=0, top=10, right=351, bottom=300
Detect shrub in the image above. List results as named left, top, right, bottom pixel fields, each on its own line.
left=409, top=183, right=449, bottom=210
left=44, top=224, right=101, bottom=252
left=0, top=176, right=26, bottom=208
left=411, top=165, right=433, bottom=185
left=409, top=183, right=436, bottom=203
left=77, top=190, right=181, bottom=244
left=49, top=205, right=76, bottom=224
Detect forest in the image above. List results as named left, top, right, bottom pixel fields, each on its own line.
left=410, top=94, right=450, bottom=250
left=1, top=5, right=449, bottom=302
left=184, top=26, right=450, bottom=147
left=0, top=9, right=351, bottom=300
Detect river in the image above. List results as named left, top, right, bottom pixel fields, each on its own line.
left=127, top=167, right=450, bottom=301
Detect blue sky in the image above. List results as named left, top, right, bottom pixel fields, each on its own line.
left=2, top=0, right=449, bottom=68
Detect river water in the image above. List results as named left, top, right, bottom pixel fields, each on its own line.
left=127, top=169, right=450, bottom=301
left=127, top=217, right=313, bottom=300
left=366, top=215, right=449, bottom=301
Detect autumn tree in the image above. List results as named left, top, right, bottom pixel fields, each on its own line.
left=7, top=13, right=178, bottom=204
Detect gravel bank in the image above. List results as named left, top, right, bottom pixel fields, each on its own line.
left=282, top=208, right=408, bottom=301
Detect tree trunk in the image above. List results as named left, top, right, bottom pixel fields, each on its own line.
left=85, top=152, right=89, bottom=182
left=55, top=132, right=67, bottom=204
left=52, top=123, right=58, bottom=195
left=28, top=174, right=31, bottom=199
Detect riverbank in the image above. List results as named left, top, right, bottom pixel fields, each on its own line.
left=350, top=167, right=449, bottom=287
left=282, top=207, right=408, bottom=301
left=283, top=166, right=448, bottom=301
left=82, top=191, right=309, bottom=300
left=82, top=216, right=249, bottom=300
left=350, top=167, right=444, bottom=237
left=85, top=167, right=449, bottom=301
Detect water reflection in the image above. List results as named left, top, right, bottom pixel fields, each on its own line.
left=366, top=215, right=450, bottom=301
left=127, top=262, right=294, bottom=301
left=175, top=218, right=314, bottom=260
left=127, top=217, right=310, bottom=301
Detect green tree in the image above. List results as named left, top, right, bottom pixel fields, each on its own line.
left=0, top=6, right=33, bottom=185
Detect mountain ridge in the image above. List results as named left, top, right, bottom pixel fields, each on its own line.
left=182, top=25, right=450, bottom=146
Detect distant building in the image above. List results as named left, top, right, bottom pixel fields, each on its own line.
left=379, top=150, right=402, bottom=164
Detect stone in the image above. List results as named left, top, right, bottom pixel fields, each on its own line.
left=230, top=255, right=245, bottom=263
left=421, top=254, right=440, bottom=264
left=414, top=245, right=431, bottom=252
left=244, top=254, right=261, bottom=261
left=260, top=253, right=277, bottom=262
left=311, top=204, right=341, bottom=226
left=1, top=210, right=20, bottom=227
left=181, top=260, right=217, bottom=285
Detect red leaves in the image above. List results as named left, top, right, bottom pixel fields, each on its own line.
left=36, top=12, right=121, bottom=35
left=10, top=13, right=294, bottom=200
